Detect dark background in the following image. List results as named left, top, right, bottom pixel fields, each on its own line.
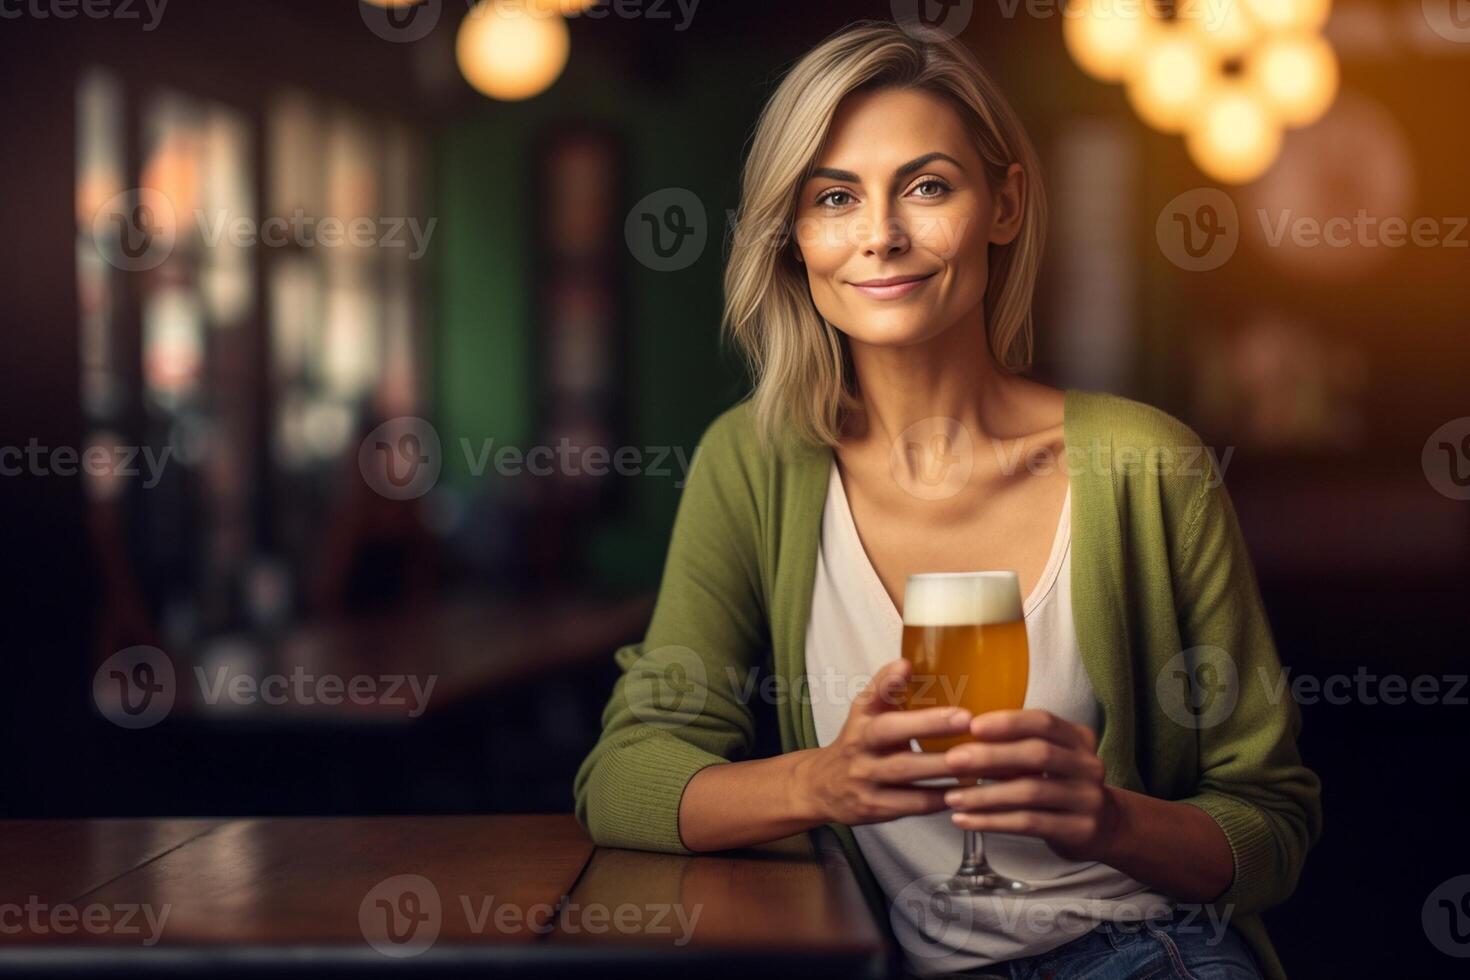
left=2, top=1, right=1468, bottom=976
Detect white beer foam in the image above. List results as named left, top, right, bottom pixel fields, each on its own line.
left=902, top=571, right=1022, bottom=626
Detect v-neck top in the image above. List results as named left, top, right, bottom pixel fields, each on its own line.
left=804, top=458, right=1171, bottom=973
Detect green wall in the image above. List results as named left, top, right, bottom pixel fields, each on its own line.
left=433, top=48, right=768, bottom=589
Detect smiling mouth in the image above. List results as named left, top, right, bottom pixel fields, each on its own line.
left=849, top=272, right=937, bottom=298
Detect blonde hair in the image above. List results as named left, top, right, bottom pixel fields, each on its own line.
left=720, top=20, right=1048, bottom=449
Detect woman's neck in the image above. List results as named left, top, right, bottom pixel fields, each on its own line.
left=842, top=313, right=1030, bottom=454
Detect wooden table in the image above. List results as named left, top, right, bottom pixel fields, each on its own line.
left=0, top=815, right=889, bottom=978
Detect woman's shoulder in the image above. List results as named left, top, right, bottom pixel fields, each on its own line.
left=694, top=400, right=761, bottom=471
left=697, top=398, right=824, bottom=470
left=1065, top=388, right=1226, bottom=519
left=683, top=400, right=770, bottom=495
left=1067, top=388, right=1210, bottom=457
left=701, top=399, right=758, bottom=448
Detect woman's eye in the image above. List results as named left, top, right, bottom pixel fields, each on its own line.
left=911, top=178, right=950, bottom=199
left=816, top=189, right=854, bottom=209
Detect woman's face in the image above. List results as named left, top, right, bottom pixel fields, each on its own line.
left=793, top=87, right=1023, bottom=350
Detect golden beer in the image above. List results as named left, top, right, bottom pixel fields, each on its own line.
left=900, top=572, right=1029, bottom=752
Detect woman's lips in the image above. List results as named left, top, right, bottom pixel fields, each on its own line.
left=849, top=272, right=936, bottom=299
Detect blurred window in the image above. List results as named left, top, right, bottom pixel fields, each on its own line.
left=75, top=70, right=429, bottom=690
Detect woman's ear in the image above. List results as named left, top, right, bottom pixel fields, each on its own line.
left=988, top=163, right=1025, bottom=247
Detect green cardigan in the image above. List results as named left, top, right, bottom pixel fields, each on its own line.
left=573, top=388, right=1322, bottom=980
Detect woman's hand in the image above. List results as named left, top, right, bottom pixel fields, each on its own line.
left=941, top=708, right=1119, bottom=862
left=795, top=659, right=974, bottom=826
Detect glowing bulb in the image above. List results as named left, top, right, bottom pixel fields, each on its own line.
left=1062, top=0, right=1161, bottom=83
left=529, top=0, right=600, bottom=13
left=456, top=0, right=570, bottom=101
left=1125, top=32, right=1212, bottom=134
left=1186, top=87, right=1283, bottom=184
left=1183, top=0, right=1262, bottom=59
left=1249, top=33, right=1339, bottom=127
left=1244, top=0, right=1332, bottom=34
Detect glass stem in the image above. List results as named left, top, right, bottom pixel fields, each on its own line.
left=959, top=829, right=985, bottom=876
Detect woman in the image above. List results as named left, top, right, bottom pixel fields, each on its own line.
left=574, top=20, right=1321, bottom=980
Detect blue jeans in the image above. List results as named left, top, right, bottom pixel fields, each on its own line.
left=939, top=909, right=1264, bottom=979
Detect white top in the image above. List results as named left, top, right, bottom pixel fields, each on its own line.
left=804, top=460, right=1171, bottom=974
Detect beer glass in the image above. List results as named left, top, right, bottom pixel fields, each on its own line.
left=901, top=571, right=1030, bottom=895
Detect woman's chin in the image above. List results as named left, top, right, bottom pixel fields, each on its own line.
left=843, top=316, right=946, bottom=349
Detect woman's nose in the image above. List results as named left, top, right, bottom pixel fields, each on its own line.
left=855, top=203, right=910, bottom=257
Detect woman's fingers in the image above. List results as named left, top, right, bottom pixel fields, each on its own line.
left=944, top=737, right=1104, bottom=781
left=853, top=786, right=952, bottom=821
left=852, top=659, right=911, bottom=715
left=943, top=776, right=1102, bottom=814
left=863, top=705, right=971, bottom=749
left=968, top=709, right=1095, bottom=751
left=950, top=810, right=1096, bottom=837
left=862, top=747, right=959, bottom=785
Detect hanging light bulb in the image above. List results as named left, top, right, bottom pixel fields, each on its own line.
left=1186, top=85, right=1283, bottom=184
left=1248, top=32, right=1339, bottom=127
left=456, top=0, right=570, bottom=101
left=529, top=0, right=600, bottom=12
left=1125, top=31, right=1213, bottom=133
left=1062, top=0, right=1161, bottom=83
left=1244, top=0, right=1332, bottom=34
left=1183, top=0, right=1262, bottom=60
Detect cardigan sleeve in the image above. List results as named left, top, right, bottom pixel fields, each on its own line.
left=572, top=409, right=768, bottom=853
left=1170, top=461, right=1324, bottom=916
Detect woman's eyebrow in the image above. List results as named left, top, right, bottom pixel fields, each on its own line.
left=806, top=151, right=965, bottom=184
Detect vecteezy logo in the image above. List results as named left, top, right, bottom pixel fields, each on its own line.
left=890, top=874, right=976, bottom=959
left=1156, top=646, right=1239, bottom=730
left=1422, top=418, right=1470, bottom=501
left=1155, top=188, right=1239, bottom=272
left=359, top=0, right=443, bottom=43
left=624, top=188, right=707, bottom=272
left=890, top=417, right=974, bottom=501
left=624, top=645, right=708, bottom=728
left=359, top=874, right=442, bottom=958
left=358, top=417, right=442, bottom=500
left=890, top=0, right=974, bottom=41
left=92, top=188, right=177, bottom=272
left=1423, top=0, right=1470, bottom=44
left=1423, top=875, right=1470, bottom=957
left=92, top=646, right=176, bottom=729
